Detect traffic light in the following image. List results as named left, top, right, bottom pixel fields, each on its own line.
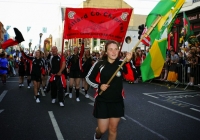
left=138, top=24, right=145, bottom=40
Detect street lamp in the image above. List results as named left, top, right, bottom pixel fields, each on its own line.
left=39, top=33, right=43, bottom=50
left=29, top=42, right=32, bottom=54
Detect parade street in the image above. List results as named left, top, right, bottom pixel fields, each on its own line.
left=0, top=77, right=200, bottom=140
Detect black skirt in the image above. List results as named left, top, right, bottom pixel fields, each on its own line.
left=26, top=70, right=31, bottom=76
left=93, top=100, right=124, bottom=119
left=31, top=75, right=42, bottom=82
left=18, top=71, right=25, bottom=76
left=69, top=70, right=81, bottom=78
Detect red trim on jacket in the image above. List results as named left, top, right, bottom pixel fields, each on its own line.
left=49, top=74, right=66, bottom=88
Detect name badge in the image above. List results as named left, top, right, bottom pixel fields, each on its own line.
left=116, top=71, right=121, bottom=77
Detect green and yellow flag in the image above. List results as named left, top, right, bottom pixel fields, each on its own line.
left=141, top=0, right=185, bottom=81
left=183, top=12, right=194, bottom=41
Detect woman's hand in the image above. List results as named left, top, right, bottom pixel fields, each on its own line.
left=57, top=71, right=62, bottom=76
left=100, top=84, right=110, bottom=91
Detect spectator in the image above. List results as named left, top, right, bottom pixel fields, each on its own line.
left=167, top=50, right=179, bottom=82
left=134, top=49, right=145, bottom=83
left=160, top=55, right=170, bottom=81
left=178, top=51, right=184, bottom=64
left=186, top=51, right=198, bottom=85
left=196, top=47, right=200, bottom=64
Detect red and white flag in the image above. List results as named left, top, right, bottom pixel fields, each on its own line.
left=141, top=27, right=150, bottom=46
left=1, top=28, right=24, bottom=50
left=63, top=8, right=133, bottom=42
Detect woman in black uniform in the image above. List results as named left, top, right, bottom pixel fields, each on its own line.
left=66, top=47, right=82, bottom=102
left=20, top=48, right=45, bottom=103
left=81, top=49, right=93, bottom=98
left=25, top=56, right=31, bottom=88
left=18, top=56, right=25, bottom=87
left=86, top=40, right=132, bottom=140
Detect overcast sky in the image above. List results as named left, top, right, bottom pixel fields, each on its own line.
left=0, top=0, right=159, bottom=47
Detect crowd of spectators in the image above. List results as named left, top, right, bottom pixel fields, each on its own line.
left=160, top=44, right=200, bottom=86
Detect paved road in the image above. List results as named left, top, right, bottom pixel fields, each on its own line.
left=0, top=77, right=200, bottom=140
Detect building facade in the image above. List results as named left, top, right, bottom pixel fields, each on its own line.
left=169, top=1, right=200, bottom=51
left=0, top=22, right=6, bottom=48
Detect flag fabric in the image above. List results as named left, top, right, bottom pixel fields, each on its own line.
left=1, top=39, right=18, bottom=49
left=63, top=8, right=132, bottom=42
left=27, top=27, right=31, bottom=32
left=6, top=26, right=11, bottom=31
left=141, top=27, right=150, bottom=46
left=183, top=12, right=193, bottom=41
left=141, top=0, right=185, bottom=82
left=1, top=28, right=25, bottom=50
left=43, top=27, right=47, bottom=33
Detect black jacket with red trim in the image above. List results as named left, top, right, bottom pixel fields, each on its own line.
left=25, top=59, right=30, bottom=73
left=18, top=60, right=25, bottom=73
left=86, top=58, right=128, bottom=102
left=21, top=51, right=45, bottom=76
left=66, top=54, right=82, bottom=71
left=82, top=57, right=93, bottom=75
left=49, top=54, right=65, bottom=75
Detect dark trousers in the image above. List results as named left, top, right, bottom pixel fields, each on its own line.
left=50, top=76, right=64, bottom=102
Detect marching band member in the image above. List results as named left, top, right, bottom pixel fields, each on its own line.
left=18, top=56, right=25, bottom=87
left=25, top=57, right=31, bottom=89
left=66, top=47, right=82, bottom=102
left=48, top=46, right=66, bottom=107
left=20, top=48, right=45, bottom=103
left=81, top=49, right=93, bottom=98
left=86, top=40, right=132, bottom=140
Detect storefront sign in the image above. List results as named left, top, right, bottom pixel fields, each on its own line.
left=188, top=14, right=198, bottom=20
left=175, top=12, right=200, bottom=25
left=193, top=23, right=200, bottom=31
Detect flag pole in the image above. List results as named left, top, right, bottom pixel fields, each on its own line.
left=99, top=15, right=162, bottom=95
left=118, top=41, right=124, bottom=57
left=61, top=37, right=64, bottom=56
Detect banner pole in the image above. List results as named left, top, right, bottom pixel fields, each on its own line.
left=61, top=37, right=64, bottom=56
left=118, top=41, right=124, bottom=57
left=99, top=15, right=162, bottom=95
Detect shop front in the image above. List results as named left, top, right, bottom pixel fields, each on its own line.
left=169, top=7, right=200, bottom=51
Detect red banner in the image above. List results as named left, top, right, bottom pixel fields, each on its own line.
left=63, top=8, right=133, bottom=42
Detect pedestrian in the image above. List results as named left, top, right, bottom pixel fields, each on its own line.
left=81, top=49, right=93, bottom=98
left=86, top=40, right=132, bottom=140
left=25, top=56, right=31, bottom=88
left=20, top=48, right=45, bottom=103
left=18, top=56, right=25, bottom=87
left=66, top=47, right=82, bottom=102
left=167, top=49, right=179, bottom=82
left=48, top=46, right=66, bottom=107
left=40, top=51, right=48, bottom=96
left=0, top=52, right=9, bottom=85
